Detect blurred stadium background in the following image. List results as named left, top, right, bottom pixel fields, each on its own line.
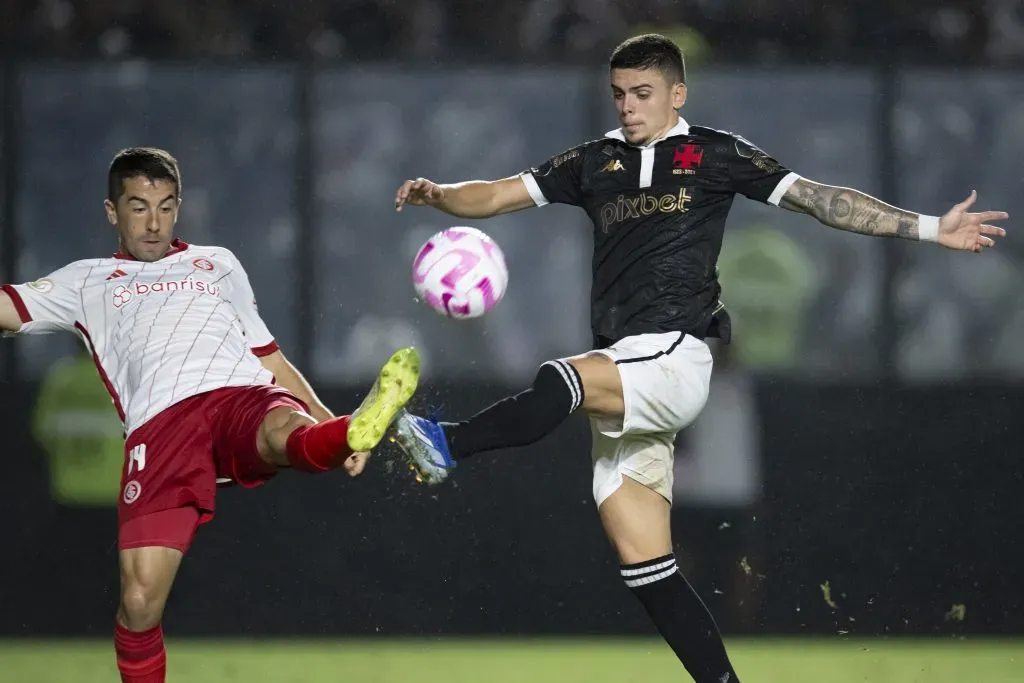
left=2, top=1, right=1023, bottom=681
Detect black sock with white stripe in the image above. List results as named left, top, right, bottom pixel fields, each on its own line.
left=623, top=555, right=740, bottom=683
left=441, top=360, right=584, bottom=460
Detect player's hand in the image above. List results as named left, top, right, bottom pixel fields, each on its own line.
left=937, top=191, right=1009, bottom=253
left=395, top=177, right=445, bottom=211
left=344, top=451, right=370, bottom=477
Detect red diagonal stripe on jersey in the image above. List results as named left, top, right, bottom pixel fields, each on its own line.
left=74, top=321, right=126, bottom=424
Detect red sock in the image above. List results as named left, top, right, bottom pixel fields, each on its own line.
left=115, top=623, right=166, bottom=683
left=286, top=416, right=353, bottom=472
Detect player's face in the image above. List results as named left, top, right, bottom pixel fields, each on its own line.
left=610, top=68, right=687, bottom=145
left=104, top=176, right=180, bottom=262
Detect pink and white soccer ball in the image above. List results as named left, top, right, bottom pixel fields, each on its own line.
left=412, top=227, right=508, bottom=319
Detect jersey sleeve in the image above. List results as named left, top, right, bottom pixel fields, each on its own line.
left=520, top=144, right=587, bottom=207
left=724, top=134, right=801, bottom=206
left=1, top=265, right=83, bottom=335
left=223, top=252, right=278, bottom=357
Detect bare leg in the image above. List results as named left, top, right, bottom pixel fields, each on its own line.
left=256, top=407, right=316, bottom=467
left=600, top=477, right=741, bottom=683
left=598, top=474, right=673, bottom=563
left=115, top=545, right=183, bottom=682
left=118, top=546, right=183, bottom=630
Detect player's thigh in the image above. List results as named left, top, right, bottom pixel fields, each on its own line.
left=564, top=353, right=624, bottom=418
left=120, top=545, right=184, bottom=593
left=598, top=475, right=673, bottom=565
left=209, top=385, right=311, bottom=477
left=118, top=542, right=186, bottom=619
left=590, top=332, right=712, bottom=438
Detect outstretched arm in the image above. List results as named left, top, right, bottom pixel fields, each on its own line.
left=394, top=176, right=535, bottom=219
left=780, top=178, right=1008, bottom=252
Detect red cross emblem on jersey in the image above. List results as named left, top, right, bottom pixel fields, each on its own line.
left=673, top=144, right=704, bottom=170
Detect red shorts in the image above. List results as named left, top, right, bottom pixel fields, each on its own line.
left=117, top=385, right=307, bottom=551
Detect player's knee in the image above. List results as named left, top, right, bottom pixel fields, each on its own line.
left=567, top=354, right=623, bottom=418
left=260, top=408, right=315, bottom=465
left=276, top=411, right=314, bottom=441
left=611, top=536, right=670, bottom=566
left=119, top=582, right=166, bottom=630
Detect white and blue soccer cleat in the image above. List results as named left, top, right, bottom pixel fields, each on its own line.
left=389, top=410, right=456, bottom=485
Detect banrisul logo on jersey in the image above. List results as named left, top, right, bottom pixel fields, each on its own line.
left=111, top=278, right=223, bottom=309
left=599, top=188, right=694, bottom=233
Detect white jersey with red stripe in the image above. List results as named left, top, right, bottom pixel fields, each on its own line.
left=2, top=240, right=277, bottom=436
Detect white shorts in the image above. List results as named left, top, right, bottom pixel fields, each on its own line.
left=583, top=331, right=713, bottom=507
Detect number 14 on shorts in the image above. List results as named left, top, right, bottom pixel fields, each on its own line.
left=127, top=443, right=147, bottom=475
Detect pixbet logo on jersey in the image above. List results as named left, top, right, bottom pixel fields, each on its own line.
left=112, top=277, right=223, bottom=309
left=599, top=188, right=694, bottom=233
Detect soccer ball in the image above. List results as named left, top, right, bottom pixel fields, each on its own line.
left=412, top=226, right=508, bottom=319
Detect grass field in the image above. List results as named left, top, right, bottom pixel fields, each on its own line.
left=1, top=637, right=1021, bottom=683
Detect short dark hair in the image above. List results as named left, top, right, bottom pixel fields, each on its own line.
left=107, top=147, right=181, bottom=202
left=609, top=34, right=685, bottom=85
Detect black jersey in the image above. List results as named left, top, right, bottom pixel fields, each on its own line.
left=521, top=118, right=798, bottom=349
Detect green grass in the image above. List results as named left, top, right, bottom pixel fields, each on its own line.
left=1, top=637, right=1021, bottom=683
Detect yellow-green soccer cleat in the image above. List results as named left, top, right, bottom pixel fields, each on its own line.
left=346, top=347, right=421, bottom=452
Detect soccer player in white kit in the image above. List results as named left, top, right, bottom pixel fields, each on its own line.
left=0, top=148, right=420, bottom=683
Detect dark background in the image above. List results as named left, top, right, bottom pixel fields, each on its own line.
left=1, top=0, right=1023, bottom=640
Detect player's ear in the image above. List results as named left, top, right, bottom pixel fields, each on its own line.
left=103, top=199, right=117, bottom=226
left=673, top=83, right=687, bottom=109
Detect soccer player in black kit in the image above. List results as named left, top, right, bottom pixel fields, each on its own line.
left=390, top=34, right=1008, bottom=683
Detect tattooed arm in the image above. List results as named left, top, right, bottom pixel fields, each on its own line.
left=778, top=179, right=1008, bottom=252
left=779, top=178, right=924, bottom=239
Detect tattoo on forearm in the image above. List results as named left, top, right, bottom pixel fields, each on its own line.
left=781, top=180, right=919, bottom=239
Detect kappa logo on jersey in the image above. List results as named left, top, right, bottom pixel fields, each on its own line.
left=111, top=278, right=222, bottom=309
left=672, top=144, right=703, bottom=174
left=26, top=278, right=54, bottom=294
left=599, top=159, right=626, bottom=173
left=192, top=258, right=215, bottom=272
left=106, top=269, right=128, bottom=281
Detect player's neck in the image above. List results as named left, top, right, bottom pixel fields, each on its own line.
left=114, top=239, right=182, bottom=262
left=644, top=117, right=681, bottom=146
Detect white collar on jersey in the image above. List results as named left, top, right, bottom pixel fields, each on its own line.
left=604, top=115, right=690, bottom=148
left=113, top=238, right=190, bottom=262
